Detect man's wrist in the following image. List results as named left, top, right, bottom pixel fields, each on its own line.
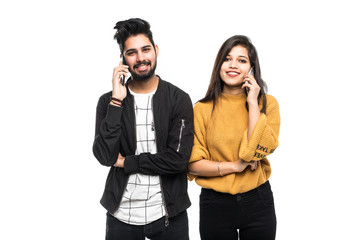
left=121, top=157, right=125, bottom=168
left=110, top=99, right=123, bottom=107
left=109, top=96, right=124, bottom=107
left=114, top=157, right=125, bottom=168
left=111, top=96, right=124, bottom=101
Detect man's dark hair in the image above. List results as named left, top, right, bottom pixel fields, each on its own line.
left=113, top=18, right=155, bottom=55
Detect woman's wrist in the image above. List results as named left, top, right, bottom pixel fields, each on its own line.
left=220, top=161, right=240, bottom=175
left=217, top=162, right=223, bottom=176
left=247, top=100, right=259, bottom=108
left=231, top=161, right=241, bottom=173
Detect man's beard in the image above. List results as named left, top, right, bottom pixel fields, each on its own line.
left=129, top=60, right=157, bottom=81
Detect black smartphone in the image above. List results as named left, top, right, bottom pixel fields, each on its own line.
left=245, top=67, right=253, bottom=93
left=120, top=56, right=127, bottom=86
left=120, top=75, right=125, bottom=86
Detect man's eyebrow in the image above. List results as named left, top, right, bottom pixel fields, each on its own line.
left=124, top=45, right=152, bottom=54
left=124, top=49, right=135, bottom=54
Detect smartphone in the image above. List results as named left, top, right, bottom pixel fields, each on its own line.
left=245, top=67, right=254, bottom=93
left=120, top=56, right=129, bottom=86
left=120, top=75, right=125, bottom=86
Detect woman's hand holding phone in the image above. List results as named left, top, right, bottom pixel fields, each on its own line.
left=243, top=68, right=260, bottom=105
left=243, top=68, right=261, bottom=140
left=111, top=59, right=129, bottom=102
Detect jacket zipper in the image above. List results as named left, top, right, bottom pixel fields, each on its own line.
left=152, top=97, right=170, bottom=227
left=159, top=177, right=170, bottom=227
left=176, top=119, right=185, bottom=152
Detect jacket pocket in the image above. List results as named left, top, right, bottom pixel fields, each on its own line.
left=176, top=119, right=185, bottom=152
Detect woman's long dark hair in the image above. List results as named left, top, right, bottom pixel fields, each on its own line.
left=200, top=35, right=268, bottom=114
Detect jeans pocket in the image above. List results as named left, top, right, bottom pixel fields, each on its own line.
left=258, top=184, right=275, bottom=207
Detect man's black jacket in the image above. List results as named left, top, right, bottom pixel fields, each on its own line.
left=93, top=77, right=194, bottom=219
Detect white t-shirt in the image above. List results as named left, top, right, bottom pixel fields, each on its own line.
left=113, top=88, right=165, bottom=225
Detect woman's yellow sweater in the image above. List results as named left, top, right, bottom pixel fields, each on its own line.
left=188, top=93, right=280, bottom=194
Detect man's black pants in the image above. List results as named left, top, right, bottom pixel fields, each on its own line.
left=106, top=210, right=189, bottom=240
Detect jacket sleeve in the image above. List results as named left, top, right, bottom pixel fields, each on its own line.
left=239, top=95, right=280, bottom=162
left=124, top=93, right=194, bottom=175
left=92, top=94, right=123, bottom=167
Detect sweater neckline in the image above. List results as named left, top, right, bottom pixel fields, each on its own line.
left=220, top=93, right=247, bottom=100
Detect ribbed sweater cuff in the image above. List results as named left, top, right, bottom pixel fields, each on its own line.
left=239, top=113, right=267, bottom=161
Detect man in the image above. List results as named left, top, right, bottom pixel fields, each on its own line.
left=93, top=18, right=194, bottom=240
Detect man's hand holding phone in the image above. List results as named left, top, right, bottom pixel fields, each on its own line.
left=111, top=59, right=129, bottom=105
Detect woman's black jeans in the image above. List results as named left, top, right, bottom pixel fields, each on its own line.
left=199, top=181, right=276, bottom=240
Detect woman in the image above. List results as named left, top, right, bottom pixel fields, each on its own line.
left=188, top=35, right=280, bottom=240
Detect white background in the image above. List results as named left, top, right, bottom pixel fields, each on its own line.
left=1, top=0, right=359, bottom=239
